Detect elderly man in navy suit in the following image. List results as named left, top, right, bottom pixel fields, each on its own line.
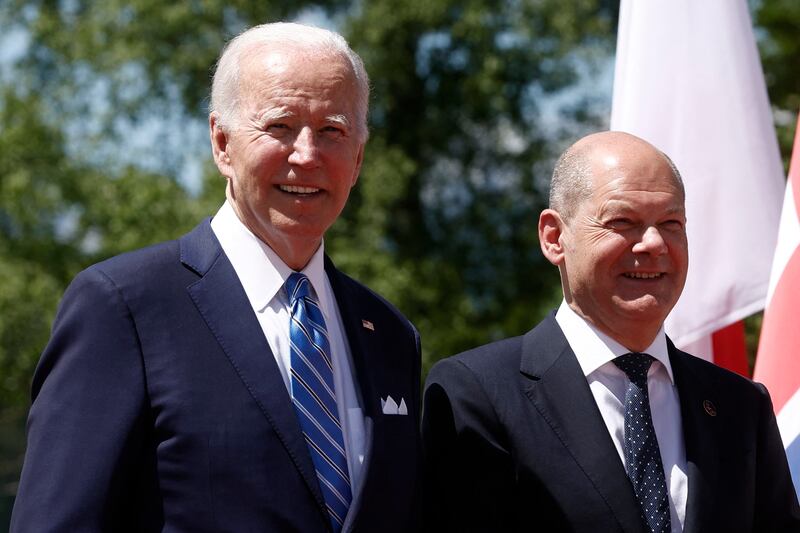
left=12, top=22, right=421, bottom=532
left=422, top=131, right=800, bottom=532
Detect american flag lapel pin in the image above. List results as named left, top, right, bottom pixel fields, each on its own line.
left=361, top=319, right=375, bottom=331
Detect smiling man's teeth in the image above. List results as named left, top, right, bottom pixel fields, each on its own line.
left=624, top=272, right=663, bottom=279
left=280, top=185, right=319, bottom=194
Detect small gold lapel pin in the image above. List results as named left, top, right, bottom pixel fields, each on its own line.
left=703, top=399, right=717, bottom=417
left=361, top=319, right=375, bottom=331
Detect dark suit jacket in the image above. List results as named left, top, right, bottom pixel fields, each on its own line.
left=12, top=219, right=422, bottom=533
left=422, top=313, right=800, bottom=532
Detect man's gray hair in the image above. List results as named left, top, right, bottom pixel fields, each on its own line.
left=548, top=143, right=594, bottom=222
left=210, top=22, right=370, bottom=141
left=549, top=137, right=684, bottom=221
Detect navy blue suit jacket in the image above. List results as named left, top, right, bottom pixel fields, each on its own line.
left=12, top=219, right=422, bottom=532
left=422, top=313, right=800, bottom=532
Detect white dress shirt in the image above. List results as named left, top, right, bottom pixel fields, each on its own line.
left=210, top=201, right=366, bottom=489
left=555, top=301, right=688, bottom=532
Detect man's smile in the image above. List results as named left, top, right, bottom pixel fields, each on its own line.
left=278, top=184, right=321, bottom=194
left=622, top=272, right=665, bottom=280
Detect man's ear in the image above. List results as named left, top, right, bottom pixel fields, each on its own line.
left=210, top=113, right=234, bottom=179
left=539, top=208, right=566, bottom=266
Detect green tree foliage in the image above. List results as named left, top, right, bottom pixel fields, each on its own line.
left=0, top=91, right=69, bottom=405
left=0, top=88, right=210, bottom=403
left=330, top=0, right=620, bottom=364
left=756, top=0, right=800, bottom=166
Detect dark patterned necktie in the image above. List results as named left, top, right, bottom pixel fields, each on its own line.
left=287, top=273, right=351, bottom=532
left=614, top=353, right=671, bottom=533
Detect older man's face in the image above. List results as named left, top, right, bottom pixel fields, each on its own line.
left=215, top=45, right=364, bottom=269
left=560, top=142, right=688, bottom=346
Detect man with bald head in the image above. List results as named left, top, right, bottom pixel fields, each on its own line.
left=422, top=131, right=800, bottom=532
left=12, top=23, right=421, bottom=532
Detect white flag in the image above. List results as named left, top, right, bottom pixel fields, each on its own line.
left=610, top=0, right=784, bottom=362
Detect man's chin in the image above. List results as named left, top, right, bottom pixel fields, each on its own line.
left=612, top=295, right=671, bottom=323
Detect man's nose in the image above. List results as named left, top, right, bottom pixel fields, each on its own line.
left=632, top=225, right=668, bottom=255
left=288, top=127, right=320, bottom=168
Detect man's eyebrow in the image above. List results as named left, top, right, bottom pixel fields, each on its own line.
left=255, top=108, right=295, bottom=125
left=601, top=201, right=686, bottom=217
left=326, top=114, right=351, bottom=128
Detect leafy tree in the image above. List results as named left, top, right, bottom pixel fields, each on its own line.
left=327, top=0, right=620, bottom=364
left=0, top=91, right=73, bottom=405
left=0, top=87, right=212, bottom=401
left=756, top=0, right=800, bottom=166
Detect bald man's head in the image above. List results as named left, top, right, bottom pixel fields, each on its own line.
left=549, top=131, right=684, bottom=222
left=538, top=130, right=689, bottom=351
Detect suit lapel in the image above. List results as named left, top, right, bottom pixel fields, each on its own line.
left=520, top=315, right=644, bottom=533
left=669, top=342, right=720, bottom=533
left=324, top=258, right=376, bottom=519
left=179, top=221, right=327, bottom=516
left=325, top=259, right=378, bottom=419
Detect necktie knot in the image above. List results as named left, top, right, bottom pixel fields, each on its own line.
left=614, top=352, right=654, bottom=387
left=286, top=272, right=312, bottom=305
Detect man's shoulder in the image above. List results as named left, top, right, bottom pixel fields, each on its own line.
left=95, top=239, right=178, bottom=273
left=428, top=335, right=526, bottom=390
left=78, top=239, right=183, bottom=293
left=453, top=335, right=525, bottom=367
left=74, top=219, right=210, bottom=290
left=429, top=312, right=560, bottom=381
left=670, top=343, right=767, bottom=398
left=671, top=344, right=744, bottom=381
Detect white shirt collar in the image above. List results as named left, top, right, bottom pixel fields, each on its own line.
left=210, top=201, right=329, bottom=312
left=555, top=300, right=674, bottom=383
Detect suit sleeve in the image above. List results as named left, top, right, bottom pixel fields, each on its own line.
left=11, top=267, right=151, bottom=532
left=421, top=357, right=518, bottom=533
left=752, top=382, right=800, bottom=531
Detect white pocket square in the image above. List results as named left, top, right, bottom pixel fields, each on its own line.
left=381, top=395, right=408, bottom=415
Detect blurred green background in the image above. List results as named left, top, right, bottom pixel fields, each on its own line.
left=0, top=0, right=798, bottom=528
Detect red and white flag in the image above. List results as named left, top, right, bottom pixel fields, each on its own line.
left=754, top=113, right=800, bottom=495
left=610, top=0, right=785, bottom=372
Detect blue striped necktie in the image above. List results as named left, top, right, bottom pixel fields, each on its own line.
left=286, top=273, right=351, bottom=532
left=614, top=352, right=671, bottom=533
